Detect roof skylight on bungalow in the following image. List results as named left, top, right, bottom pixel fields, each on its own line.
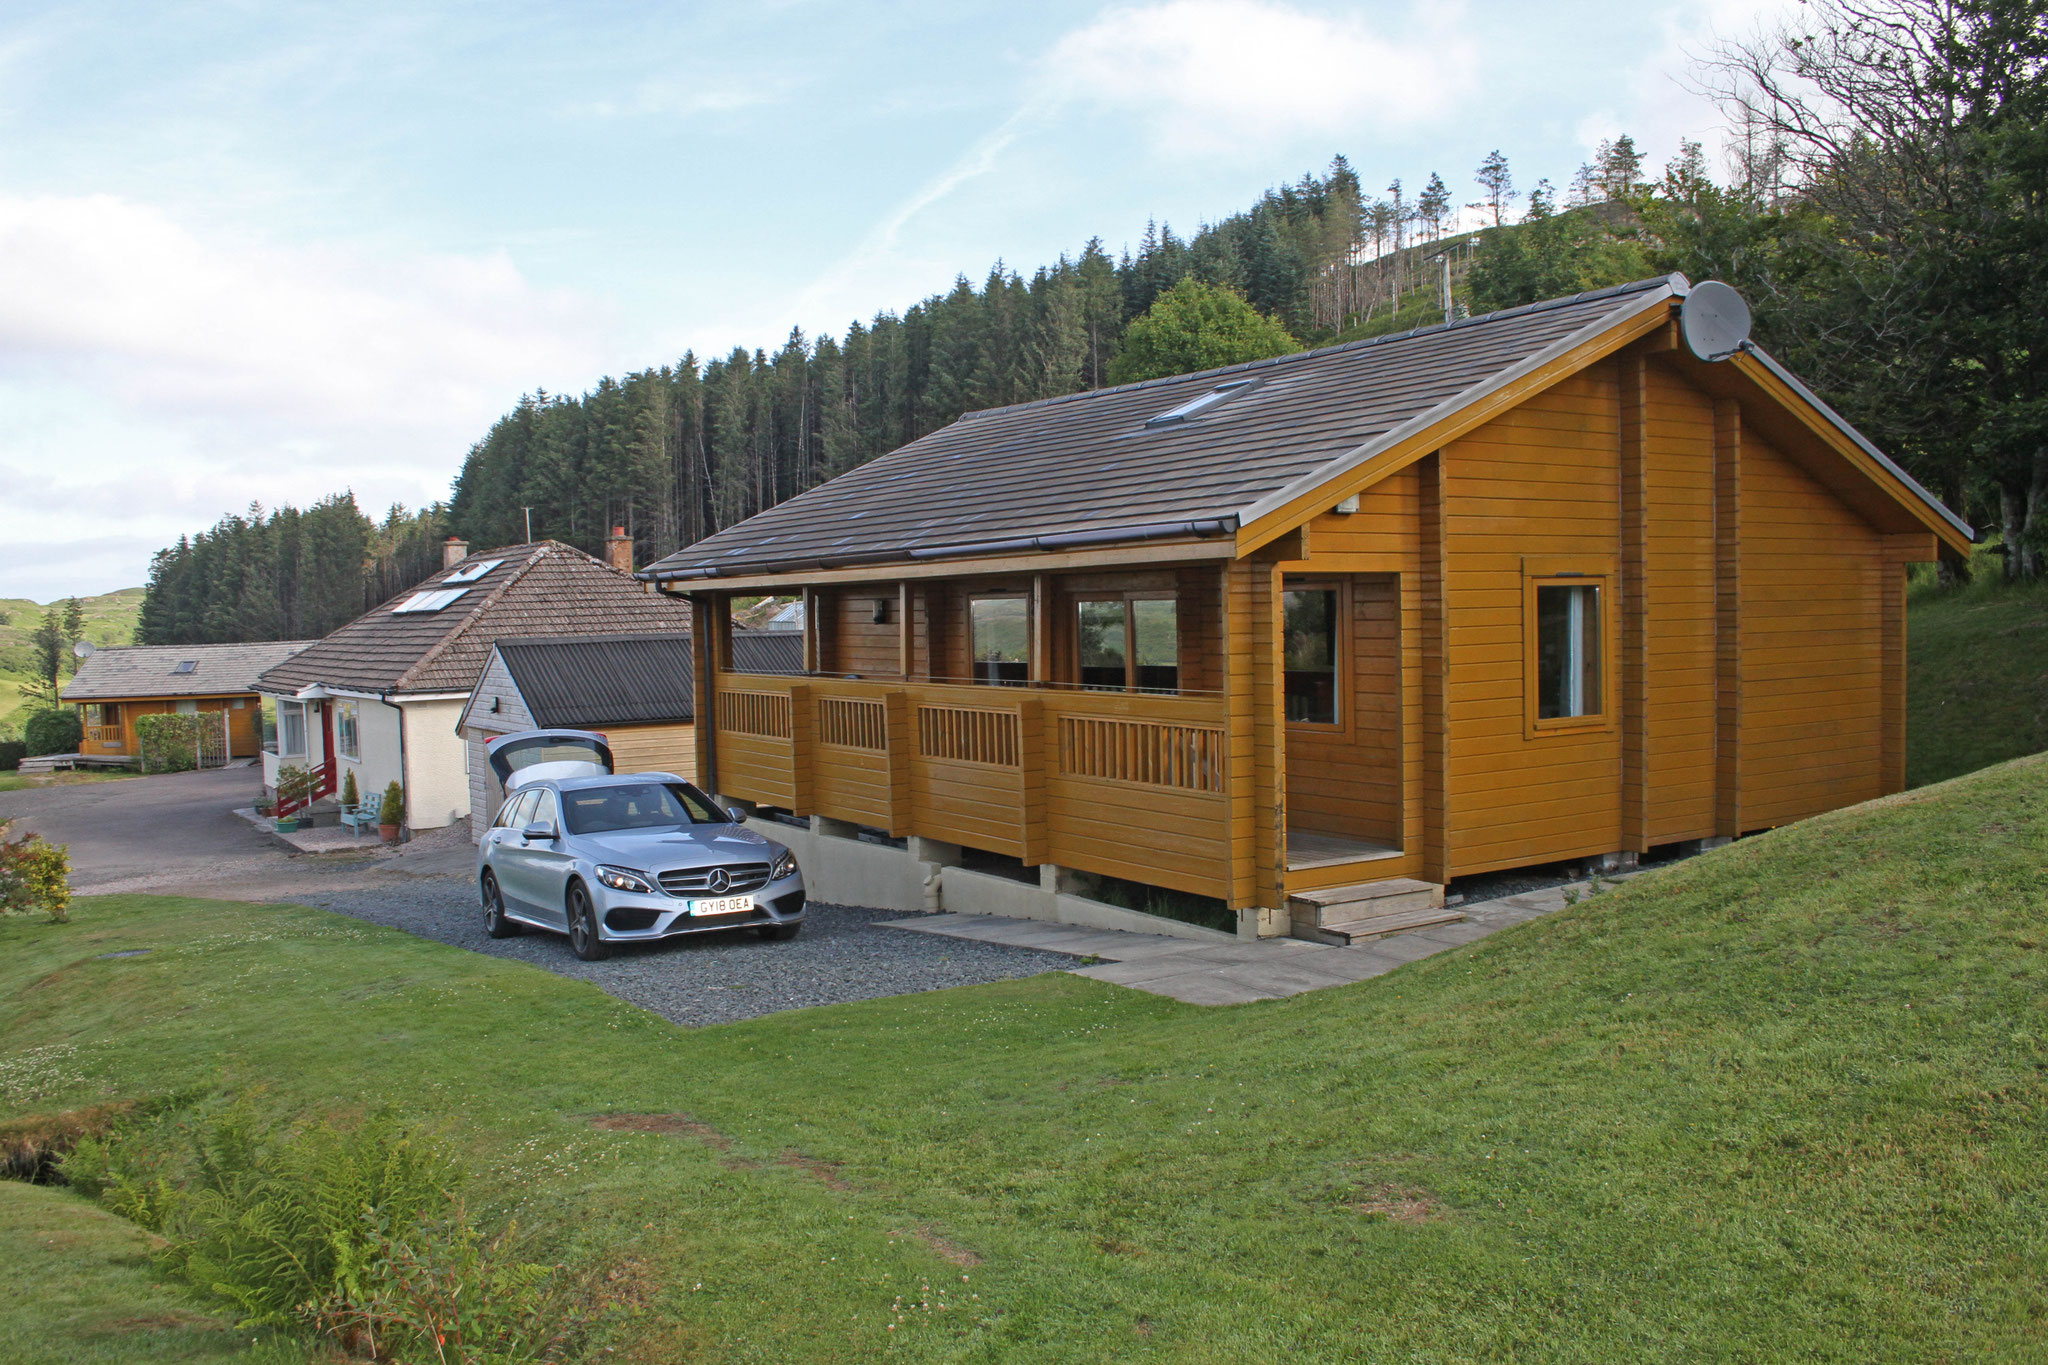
left=441, top=558, right=504, bottom=585
left=1145, top=380, right=1254, bottom=427
left=391, top=587, right=473, bottom=614
left=173, top=660, right=198, bottom=674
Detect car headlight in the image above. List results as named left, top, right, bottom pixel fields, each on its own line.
left=770, top=848, right=798, bottom=881
left=595, top=865, right=655, bottom=893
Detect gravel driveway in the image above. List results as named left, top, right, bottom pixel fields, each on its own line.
left=288, top=876, right=1081, bottom=1027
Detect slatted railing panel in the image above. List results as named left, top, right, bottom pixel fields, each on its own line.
left=917, top=705, right=1019, bottom=767
left=1057, top=716, right=1225, bottom=793
left=818, top=696, right=886, bottom=750
left=717, top=690, right=793, bottom=739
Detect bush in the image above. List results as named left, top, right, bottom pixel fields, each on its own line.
left=66, top=1102, right=581, bottom=1363
left=379, top=781, right=404, bottom=827
left=0, top=740, right=25, bottom=772
left=134, top=712, right=207, bottom=774
left=0, top=820, right=71, bottom=923
left=23, top=707, right=82, bottom=758
left=274, top=765, right=313, bottom=811
left=340, top=770, right=358, bottom=808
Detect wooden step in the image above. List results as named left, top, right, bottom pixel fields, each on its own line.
left=1288, top=877, right=1453, bottom=944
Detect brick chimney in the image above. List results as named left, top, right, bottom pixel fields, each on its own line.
left=606, top=526, right=633, bottom=574
left=442, top=536, right=469, bottom=569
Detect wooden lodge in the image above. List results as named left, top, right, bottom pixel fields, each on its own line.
left=636, top=277, right=1972, bottom=939
left=61, top=641, right=314, bottom=763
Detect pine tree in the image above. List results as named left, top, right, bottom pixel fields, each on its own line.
left=1475, top=150, right=1516, bottom=226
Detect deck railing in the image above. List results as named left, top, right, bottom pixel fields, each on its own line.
left=712, top=673, right=1232, bottom=899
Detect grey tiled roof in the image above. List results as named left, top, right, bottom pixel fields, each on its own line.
left=492, top=631, right=802, bottom=728
left=641, top=278, right=1680, bottom=578
left=62, top=640, right=317, bottom=701
left=257, top=542, right=693, bottom=697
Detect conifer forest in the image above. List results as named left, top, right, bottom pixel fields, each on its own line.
left=138, top=0, right=2047, bottom=644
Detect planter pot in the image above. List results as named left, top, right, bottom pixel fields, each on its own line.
left=274, top=818, right=300, bottom=833
left=379, top=824, right=400, bottom=845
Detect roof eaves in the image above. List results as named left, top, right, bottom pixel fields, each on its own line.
left=1231, top=277, right=1686, bottom=550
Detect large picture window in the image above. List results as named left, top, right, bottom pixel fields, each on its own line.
left=970, top=596, right=1030, bottom=685
left=1075, top=595, right=1178, bottom=693
left=335, top=700, right=361, bottom=760
left=1283, top=585, right=1340, bottom=725
left=1534, top=583, right=1602, bottom=720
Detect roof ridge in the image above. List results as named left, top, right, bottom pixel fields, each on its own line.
left=389, top=541, right=560, bottom=692
left=956, top=274, right=1687, bottom=421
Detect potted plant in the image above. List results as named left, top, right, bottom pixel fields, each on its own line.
left=340, top=769, right=359, bottom=810
left=377, top=781, right=404, bottom=844
left=274, top=765, right=310, bottom=833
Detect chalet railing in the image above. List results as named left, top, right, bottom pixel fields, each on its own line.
left=712, top=673, right=1232, bottom=899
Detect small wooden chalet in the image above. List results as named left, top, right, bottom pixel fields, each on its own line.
left=636, top=277, right=1972, bottom=939
left=456, top=630, right=803, bottom=837
left=61, top=641, right=314, bottom=761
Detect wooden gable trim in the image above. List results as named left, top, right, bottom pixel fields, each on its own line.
left=652, top=536, right=1237, bottom=595
left=1232, top=282, right=1682, bottom=557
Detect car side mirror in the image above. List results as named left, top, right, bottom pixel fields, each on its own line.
left=728, top=807, right=748, bottom=825
left=522, top=822, right=558, bottom=842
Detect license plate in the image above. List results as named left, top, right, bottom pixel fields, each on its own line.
left=689, top=895, right=754, bottom=917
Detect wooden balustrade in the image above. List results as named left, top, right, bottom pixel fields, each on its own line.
left=713, top=672, right=1232, bottom=898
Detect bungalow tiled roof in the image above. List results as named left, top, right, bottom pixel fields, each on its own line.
left=61, top=640, right=317, bottom=702
left=257, top=541, right=692, bottom=698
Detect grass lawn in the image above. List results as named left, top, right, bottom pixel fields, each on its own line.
left=2, top=757, right=2044, bottom=1361
left=0, top=770, right=143, bottom=794
left=1909, top=569, right=2048, bottom=787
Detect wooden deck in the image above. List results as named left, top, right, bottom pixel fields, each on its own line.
left=1286, top=828, right=1401, bottom=871
left=18, top=753, right=142, bottom=774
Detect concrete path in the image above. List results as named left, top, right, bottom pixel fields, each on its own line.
left=878, top=872, right=1636, bottom=1005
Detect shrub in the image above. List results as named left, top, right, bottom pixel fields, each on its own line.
left=0, top=739, right=25, bottom=772
left=379, top=781, right=404, bottom=827
left=0, top=820, right=71, bottom=923
left=340, top=770, right=358, bottom=807
left=134, top=712, right=206, bottom=773
left=23, top=707, right=82, bottom=758
left=274, top=765, right=313, bottom=811
left=67, top=1101, right=581, bottom=1363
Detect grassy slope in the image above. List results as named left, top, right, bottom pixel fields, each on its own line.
left=0, top=587, right=145, bottom=730
left=1908, top=573, right=2048, bottom=787
left=2, top=757, right=2044, bottom=1362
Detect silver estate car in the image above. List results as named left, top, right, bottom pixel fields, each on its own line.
left=477, top=730, right=805, bottom=960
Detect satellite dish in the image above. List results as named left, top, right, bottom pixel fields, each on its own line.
left=72, top=639, right=95, bottom=659
left=1680, top=280, right=1753, bottom=362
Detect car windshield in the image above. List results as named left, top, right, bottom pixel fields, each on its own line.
left=560, top=782, right=728, bottom=835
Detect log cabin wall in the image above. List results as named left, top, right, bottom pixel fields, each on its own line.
left=1440, top=363, right=1625, bottom=877
left=824, top=588, right=904, bottom=678
left=1641, top=358, right=1720, bottom=845
left=1737, top=427, right=1886, bottom=829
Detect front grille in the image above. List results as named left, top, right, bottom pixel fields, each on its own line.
left=657, top=862, right=773, bottom=897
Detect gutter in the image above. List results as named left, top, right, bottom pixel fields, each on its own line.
left=636, top=516, right=1239, bottom=583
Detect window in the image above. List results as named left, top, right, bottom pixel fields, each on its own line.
left=527, top=790, right=560, bottom=833
left=970, top=596, right=1029, bottom=686
left=278, top=701, right=306, bottom=756
left=441, top=558, right=503, bottom=585
left=561, top=781, right=729, bottom=834
left=1534, top=582, right=1602, bottom=721
left=496, top=789, right=538, bottom=830
left=335, top=700, right=360, bottom=760
left=174, top=700, right=197, bottom=715
left=391, top=587, right=472, bottom=614
left=1283, top=586, right=1340, bottom=725
left=172, top=660, right=198, bottom=674
left=1075, top=595, right=1179, bottom=693
left=1146, top=380, right=1254, bottom=426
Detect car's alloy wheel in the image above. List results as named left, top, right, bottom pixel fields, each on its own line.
left=481, top=871, right=520, bottom=938
left=568, top=882, right=609, bottom=961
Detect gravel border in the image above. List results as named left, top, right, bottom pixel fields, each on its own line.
left=285, top=875, right=1081, bottom=1027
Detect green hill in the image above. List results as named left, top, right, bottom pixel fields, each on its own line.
left=1907, top=563, right=2048, bottom=787
left=3, top=748, right=2042, bottom=1360
left=0, top=589, right=145, bottom=731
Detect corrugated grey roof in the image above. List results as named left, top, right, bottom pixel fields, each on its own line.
left=491, top=632, right=803, bottom=727
left=61, top=641, right=317, bottom=701
left=258, top=542, right=693, bottom=697
left=641, top=278, right=1679, bottom=578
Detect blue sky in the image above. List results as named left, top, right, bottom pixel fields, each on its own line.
left=0, top=0, right=1794, bottom=599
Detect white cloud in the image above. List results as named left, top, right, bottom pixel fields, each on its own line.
left=1046, top=0, right=1475, bottom=155
left=0, top=194, right=620, bottom=597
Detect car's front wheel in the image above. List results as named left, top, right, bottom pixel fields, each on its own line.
left=481, top=871, right=520, bottom=938
left=567, top=881, right=609, bottom=961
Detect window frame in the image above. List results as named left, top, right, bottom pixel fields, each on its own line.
left=335, top=700, right=360, bottom=761
left=1521, top=557, right=1617, bottom=738
left=1071, top=590, right=1179, bottom=694
left=277, top=701, right=307, bottom=757
left=968, top=593, right=1032, bottom=688
left=1282, top=578, right=1348, bottom=732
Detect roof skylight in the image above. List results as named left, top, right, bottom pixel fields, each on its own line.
left=1146, top=380, right=1254, bottom=427
left=173, top=660, right=198, bottom=674
left=441, top=558, right=503, bottom=585
left=392, top=588, right=473, bottom=614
